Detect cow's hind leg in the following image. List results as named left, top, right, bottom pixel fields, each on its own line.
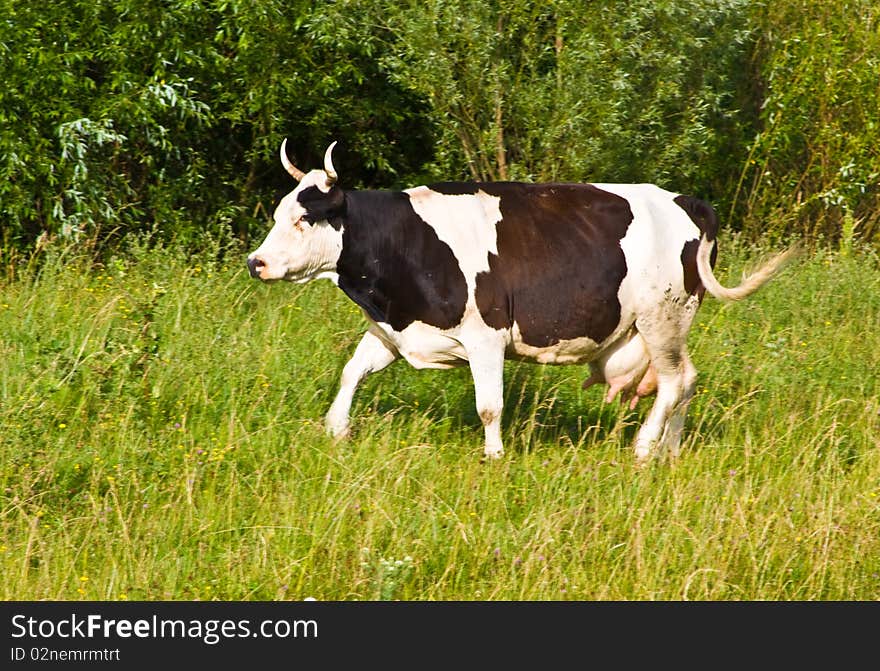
left=633, top=311, right=699, bottom=464
left=632, top=357, right=686, bottom=463
left=658, top=352, right=697, bottom=458
left=325, top=329, right=399, bottom=439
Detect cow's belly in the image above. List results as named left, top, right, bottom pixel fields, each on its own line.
left=370, top=312, right=639, bottom=368
left=505, top=320, right=636, bottom=365
left=505, top=322, right=599, bottom=364
left=507, top=339, right=596, bottom=364
left=372, top=320, right=469, bottom=370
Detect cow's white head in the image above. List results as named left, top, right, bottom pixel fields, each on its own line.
left=247, top=140, right=345, bottom=283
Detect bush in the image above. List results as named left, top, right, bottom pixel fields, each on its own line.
left=0, top=0, right=431, bottom=252
left=734, top=0, right=880, bottom=244
left=1, top=0, right=877, bottom=255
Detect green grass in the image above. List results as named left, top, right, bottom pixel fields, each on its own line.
left=1, top=238, right=878, bottom=600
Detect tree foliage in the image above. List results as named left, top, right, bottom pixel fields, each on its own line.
left=0, top=0, right=877, bottom=254
left=369, top=0, right=754, bottom=191
left=0, top=0, right=432, bottom=251
left=735, top=0, right=880, bottom=243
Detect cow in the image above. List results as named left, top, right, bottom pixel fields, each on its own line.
left=247, top=140, right=795, bottom=463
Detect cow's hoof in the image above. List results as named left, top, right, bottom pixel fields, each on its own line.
left=325, top=419, right=351, bottom=441
left=634, top=444, right=653, bottom=467
left=481, top=448, right=504, bottom=463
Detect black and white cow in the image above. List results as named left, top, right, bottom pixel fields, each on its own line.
left=248, top=141, right=794, bottom=463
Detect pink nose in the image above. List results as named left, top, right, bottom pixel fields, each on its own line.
left=247, top=256, right=265, bottom=279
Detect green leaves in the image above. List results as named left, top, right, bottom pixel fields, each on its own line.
left=371, top=0, right=753, bottom=187
left=1, top=0, right=877, bottom=253
left=735, top=0, right=880, bottom=244
left=0, top=0, right=431, bottom=249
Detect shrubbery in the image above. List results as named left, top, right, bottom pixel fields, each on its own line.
left=1, top=0, right=877, bottom=254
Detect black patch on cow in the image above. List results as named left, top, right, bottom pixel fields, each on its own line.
left=427, top=182, right=480, bottom=196
left=298, top=185, right=347, bottom=229
left=674, top=195, right=718, bottom=242
left=675, top=195, right=719, bottom=297
left=474, top=182, right=632, bottom=347
left=680, top=239, right=702, bottom=295
left=334, top=190, right=468, bottom=332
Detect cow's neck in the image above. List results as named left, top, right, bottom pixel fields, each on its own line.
left=332, top=190, right=468, bottom=332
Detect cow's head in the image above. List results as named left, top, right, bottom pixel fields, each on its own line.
left=247, top=140, right=346, bottom=283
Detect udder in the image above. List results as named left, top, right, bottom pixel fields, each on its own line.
left=582, top=331, right=657, bottom=409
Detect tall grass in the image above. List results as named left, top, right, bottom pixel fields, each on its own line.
left=0, top=239, right=878, bottom=600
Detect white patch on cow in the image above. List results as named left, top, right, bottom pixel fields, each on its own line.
left=404, top=186, right=502, bottom=303
left=371, top=318, right=468, bottom=370
left=593, top=183, right=700, bottom=316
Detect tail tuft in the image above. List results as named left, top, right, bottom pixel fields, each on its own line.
left=696, top=237, right=800, bottom=302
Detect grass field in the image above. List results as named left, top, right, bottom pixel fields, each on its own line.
left=1, top=237, right=878, bottom=600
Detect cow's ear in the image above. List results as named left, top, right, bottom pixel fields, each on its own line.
left=300, top=185, right=346, bottom=224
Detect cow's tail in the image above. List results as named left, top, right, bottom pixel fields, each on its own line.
left=696, top=236, right=799, bottom=303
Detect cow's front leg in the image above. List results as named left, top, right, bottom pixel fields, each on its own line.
left=325, top=329, right=399, bottom=439
left=465, top=341, right=506, bottom=460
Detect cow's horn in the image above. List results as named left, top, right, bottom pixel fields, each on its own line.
left=280, top=139, right=305, bottom=181
left=324, top=141, right=338, bottom=186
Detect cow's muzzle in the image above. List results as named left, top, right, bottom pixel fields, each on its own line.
left=247, top=256, right=265, bottom=279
